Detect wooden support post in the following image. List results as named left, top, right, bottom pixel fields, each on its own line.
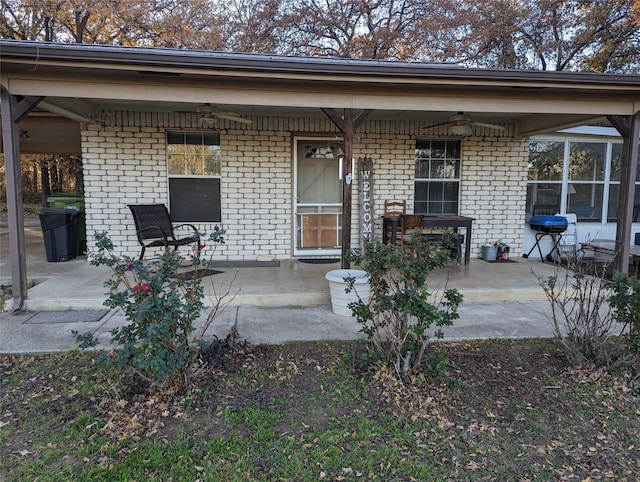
left=341, top=109, right=353, bottom=268
left=0, top=89, right=45, bottom=311
left=321, top=108, right=373, bottom=268
left=608, top=112, right=640, bottom=274
left=1, top=88, right=26, bottom=311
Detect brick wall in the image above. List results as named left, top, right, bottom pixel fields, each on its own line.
left=82, top=125, right=167, bottom=256
left=222, top=128, right=292, bottom=260
left=461, top=137, right=529, bottom=256
left=352, top=134, right=415, bottom=244
left=81, top=113, right=527, bottom=260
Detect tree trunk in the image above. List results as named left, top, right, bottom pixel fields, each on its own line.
left=73, top=157, right=84, bottom=194
left=40, top=158, right=51, bottom=203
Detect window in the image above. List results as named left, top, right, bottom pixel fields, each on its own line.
left=567, top=142, right=606, bottom=221
left=414, top=139, right=461, bottom=215
left=608, top=143, right=640, bottom=222
left=526, top=137, right=639, bottom=224
left=526, top=140, right=563, bottom=218
left=167, top=131, right=221, bottom=222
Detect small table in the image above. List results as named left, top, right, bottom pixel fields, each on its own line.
left=382, top=215, right=475, bottom=265
left=581, top=240, right=640, bottom=270
left=421, top=216, right=475, bottom=265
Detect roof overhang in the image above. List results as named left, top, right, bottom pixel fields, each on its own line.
left=2, top=40, right=639, bottom=153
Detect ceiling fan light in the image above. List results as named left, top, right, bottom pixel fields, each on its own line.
left=451, top=124, right=471, bottom=136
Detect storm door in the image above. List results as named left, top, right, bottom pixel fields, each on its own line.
left=294, top=139, right=343, bottom=256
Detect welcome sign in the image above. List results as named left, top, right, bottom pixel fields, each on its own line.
left=359, top=157, right=374, bottom=242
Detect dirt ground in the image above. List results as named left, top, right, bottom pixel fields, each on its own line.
left=2, top=338, right=639, bottom=480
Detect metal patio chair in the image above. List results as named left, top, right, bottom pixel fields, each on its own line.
left=128, top=203, right=200, bottom=260
left=532, top=203, right=558, bottom=216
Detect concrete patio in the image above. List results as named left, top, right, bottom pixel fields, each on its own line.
left=1, top=218, right=563, bottom=353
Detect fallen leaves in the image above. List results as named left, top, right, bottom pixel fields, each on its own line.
left=1, top=340, right=638, bottom=481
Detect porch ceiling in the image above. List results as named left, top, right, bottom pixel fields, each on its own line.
left=6, top=114, right=81, bottom=155
left=9, top=103, right=606, bottom=156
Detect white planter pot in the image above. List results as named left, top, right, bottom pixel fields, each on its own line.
left=325, top=269, right=370, bottom=316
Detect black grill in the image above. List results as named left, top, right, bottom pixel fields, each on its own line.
left=523, top=215, right=569, bottom=262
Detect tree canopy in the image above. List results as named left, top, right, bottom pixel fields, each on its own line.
left=1, top=0, right=639, bottom=72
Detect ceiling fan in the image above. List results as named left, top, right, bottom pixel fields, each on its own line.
left=426, top=112, right=506, bottom=136
left=183, top=103, right=253, bottom=126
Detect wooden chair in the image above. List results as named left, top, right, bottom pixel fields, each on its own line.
left=128, top=204, right=201, bottom=260
left=383, top=200, right=407, bottom=244
left=399, top=214, right=424, bottom=257
left=384, top=200, right=406, bottom=217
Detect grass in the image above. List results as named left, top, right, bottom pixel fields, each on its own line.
left=0, top=201, right=42, bottom=218
left=1, top=339, right=639, bottom=481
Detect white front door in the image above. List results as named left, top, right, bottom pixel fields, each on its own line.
left=294, top=139, right=343, bottom=256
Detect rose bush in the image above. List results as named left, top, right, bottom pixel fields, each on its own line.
left=87, top=226, right=228, bottom=388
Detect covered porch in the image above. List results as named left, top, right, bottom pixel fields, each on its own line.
left=2, top=41, right=639, bottom=313
left=2, top=216, right=559, bottom=312
left=1, top=217, right=567, bottom=352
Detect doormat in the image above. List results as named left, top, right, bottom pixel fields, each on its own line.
left=24, top=309, right=110, bottom=324
left=298, top=258, right=340, bottom=264
left=209, top=260, right=280, bottom=268
left=481, top=258, right=518, bottom=263
left=180, top=268, right=222, bottom=281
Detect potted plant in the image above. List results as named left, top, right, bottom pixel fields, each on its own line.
left=482, top=240, right=501, bottom=260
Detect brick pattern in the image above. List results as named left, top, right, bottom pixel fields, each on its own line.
left=222, top=129, right=292, bottom=260
left=82, top=126, right=167, bottom=256
left=353, top=134, right=415, bottom=242
left=81, top=113, right=526, bottom=259
left=460, top=137, right=529, bottom=256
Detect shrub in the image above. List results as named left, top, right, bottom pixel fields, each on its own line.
left=89, top=228, right=232, bottom=389
left=608, top=271, right=640, bottom=356
left=537, top=263, right=638, bottom=368
left=344, top=233, right=462, bottom=378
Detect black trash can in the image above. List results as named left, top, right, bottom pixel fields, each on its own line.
left=39, top=207, right=79, bottom=262
left=47, top=193, right=86, bottom=255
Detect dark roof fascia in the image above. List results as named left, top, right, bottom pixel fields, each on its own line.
left=2, top=40, right=640, bottom=88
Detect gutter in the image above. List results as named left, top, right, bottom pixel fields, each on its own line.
left=2, top=40, right=640, bottom=88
